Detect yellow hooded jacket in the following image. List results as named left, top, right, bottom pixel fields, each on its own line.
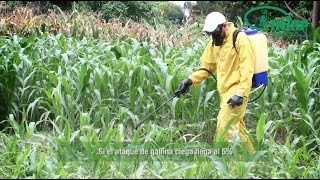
left=189, top=22, right=255, bottom=98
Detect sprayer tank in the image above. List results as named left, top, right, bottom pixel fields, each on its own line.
left=244, top=28, right=269, bottom=88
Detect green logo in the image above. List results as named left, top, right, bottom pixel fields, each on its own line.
left=244, top=6, right=309, bottom=32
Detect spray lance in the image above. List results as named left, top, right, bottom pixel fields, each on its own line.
left=135, top=95, right=177, bottom=129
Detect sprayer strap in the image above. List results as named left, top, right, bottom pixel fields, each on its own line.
left=233, top=29, right=241, bottom=53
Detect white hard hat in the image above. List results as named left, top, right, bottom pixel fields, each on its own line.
left=202, top=12, right=227, bottom=32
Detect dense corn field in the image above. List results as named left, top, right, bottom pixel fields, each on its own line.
left=0, top=32, right=319, bottom=178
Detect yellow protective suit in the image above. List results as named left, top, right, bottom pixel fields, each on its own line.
left=188, top=22, right=256, bottom=153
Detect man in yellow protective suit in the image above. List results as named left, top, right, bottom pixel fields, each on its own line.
left=174, top=12, right=256, bottom=153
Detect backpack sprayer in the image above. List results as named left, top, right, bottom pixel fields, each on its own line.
left=135, top=27, right=269, bottom=129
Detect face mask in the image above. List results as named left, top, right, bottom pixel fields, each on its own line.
left=211, top=24, right=224, bottom=46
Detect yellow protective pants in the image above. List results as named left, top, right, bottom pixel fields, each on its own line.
left=215, top=90, right=256, bottom=154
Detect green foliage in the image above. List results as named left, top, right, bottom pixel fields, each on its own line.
left=70, top=1, right=95, bottom=14
left=194, top=1, right=216, bottom=15
left=100, top=1, right=128, bottom=21
left=2, top=1, right=25, bottom=9
left=0, top=4, right=320, bottom=179
left=269, top=31, right=303, bottom=43
left=156, top=2, right=184, bottom=24
left=287, top=1, right=313, bottom=19
left=235, top=16, right=244, bottom=29
left=125, top=1, right=155, bottom=22
left=0, top=10, right=320, bottom=178
left=313, top=27, right=320, bottom=43
left=306, top=24, right=315, bottom=41
left=54, top=1, right=185, bottom=27
left=75, top=1, right=106, bottom=12
left=0, top=1, right=53, bottom=14
left=99, top=1, right=155, bottom=22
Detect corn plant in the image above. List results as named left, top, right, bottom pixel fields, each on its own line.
left=0, top=28, right=319, bottom=178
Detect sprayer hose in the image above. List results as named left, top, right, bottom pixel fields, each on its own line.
left=197, top=68, right=265, bottom=103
